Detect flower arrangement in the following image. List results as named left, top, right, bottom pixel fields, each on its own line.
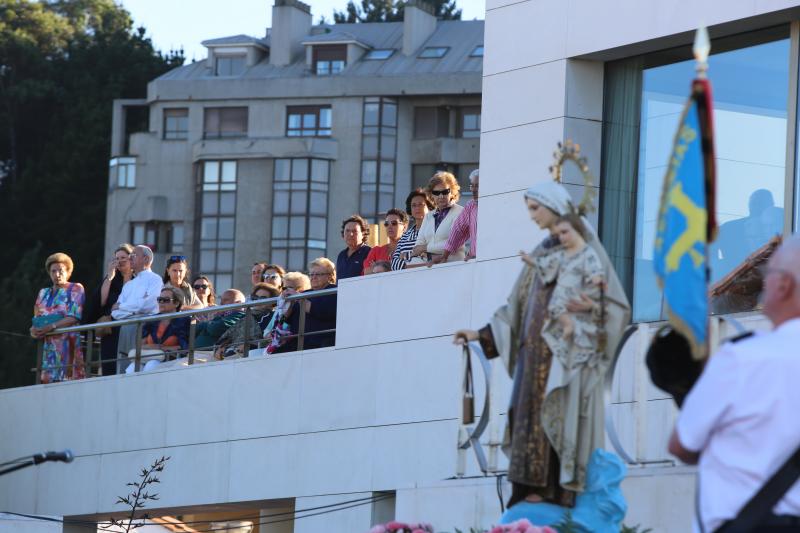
left=488, top=519, right=558, bottom=533
left=369, top=522, right=434, bottom=533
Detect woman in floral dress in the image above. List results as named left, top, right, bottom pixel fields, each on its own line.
left=30, top=252, right=86, bottom=383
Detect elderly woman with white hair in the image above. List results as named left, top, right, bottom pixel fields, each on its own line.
left=454, top=181, right=630, bottom=510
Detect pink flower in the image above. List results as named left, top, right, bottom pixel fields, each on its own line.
left=385, top=521, right=407, bottom=532
left=368, top=526, right=387, bottom=533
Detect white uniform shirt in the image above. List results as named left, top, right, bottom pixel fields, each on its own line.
left=110, top=269, right=163, bottom=319
left=677, top=318, right=800, bottom=532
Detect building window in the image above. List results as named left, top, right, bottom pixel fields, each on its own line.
left=458, top=107, right=481, bottom=138
left=419, top=46, right=449, bottom=59
left=364, top=49, right=394, bottom=60
left=414, top=106, right=450, bottom=139
left=215, top=54, right=246, bottom=76
left=271, top=158, right=329, bottom=271
left=130, top=221, right=182, bottom=253
left=470, top=45, right=484, bottom=57
left=286, top=106, right=332, bottom=137
left=203, top=107, right=248, bottom=139
left=313, top=45, right=347, bottom=75
left=197, top=160, right=237, bottom=291
left=600, top=29, right=790, bottom=322
left=109, top=157, right=136, bottom=188
left=412, top=163, right=478, bottom=203
left=163, top=108, right=189, bottom=140
left=360, top=97, right=397, bottom=221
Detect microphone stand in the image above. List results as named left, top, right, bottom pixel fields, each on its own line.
left=0, top=451, right=73, bottom=477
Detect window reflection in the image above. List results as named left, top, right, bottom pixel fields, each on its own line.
left=633, top=38, right=789, bottom=321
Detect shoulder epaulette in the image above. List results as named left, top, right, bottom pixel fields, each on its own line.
left=728, top=331, right=754, bottom=343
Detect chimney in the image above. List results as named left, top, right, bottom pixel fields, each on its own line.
left=403, top=0, right=436, bottom=56
left=269, top=0, right=312, bottom=66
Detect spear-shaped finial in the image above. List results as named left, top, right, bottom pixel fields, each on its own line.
left=694, top=26, right=710, bottom=79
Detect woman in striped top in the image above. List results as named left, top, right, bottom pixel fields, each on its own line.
left=391, top=188, right=434, bottom=270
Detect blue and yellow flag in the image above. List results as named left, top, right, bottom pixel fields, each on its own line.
left=653, top=79, right=716, bottom=360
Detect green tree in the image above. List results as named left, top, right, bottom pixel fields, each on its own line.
left=333, top=0, right=461, bottom=23
left=0, top=0, right=183, bottom=389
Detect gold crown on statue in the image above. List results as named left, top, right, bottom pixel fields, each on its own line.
left=549, top=139, right=597, bottom=215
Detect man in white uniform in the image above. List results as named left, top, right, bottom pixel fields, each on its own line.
left=111, top=245, right=164, bottom=372
left=669, top=234, right=800, bottom=532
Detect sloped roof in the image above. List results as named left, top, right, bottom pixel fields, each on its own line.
left=201, top=34, right=269, bottom=48
left=158, top=19, right=482, bottom=82
left=301, top=31, right=370, bottom=47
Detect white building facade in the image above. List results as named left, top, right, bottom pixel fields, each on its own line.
left=3, top=1, right=800, bottom=532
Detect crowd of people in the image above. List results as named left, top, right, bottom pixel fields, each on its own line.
left=30, top=170, right=480, bottom=382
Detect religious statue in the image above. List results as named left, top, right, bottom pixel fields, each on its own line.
left=455, top=142, right=631, bottom=519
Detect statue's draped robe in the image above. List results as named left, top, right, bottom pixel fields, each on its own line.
left=479, top=232, right=630, bottom=503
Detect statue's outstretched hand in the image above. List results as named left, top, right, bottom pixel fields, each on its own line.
left=453, top=329, right=479, bottom=346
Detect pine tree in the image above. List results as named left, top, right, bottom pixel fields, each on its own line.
left=332, top=0, right=461, bottom=23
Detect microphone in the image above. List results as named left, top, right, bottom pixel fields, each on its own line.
left=32, top=450, right=74, bottom=465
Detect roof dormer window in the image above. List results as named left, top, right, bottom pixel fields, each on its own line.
left=364, top=49, right=394, bottom=60
left=215, top=54, right=246, bottom=76
left=313, top=45, right=347, bottom=75
left=419, top=46, right=449, bottom=59
left=470, top=45, right=484, bottom=57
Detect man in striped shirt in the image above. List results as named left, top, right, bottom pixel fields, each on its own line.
left=433, top=169, right=479, bottom=264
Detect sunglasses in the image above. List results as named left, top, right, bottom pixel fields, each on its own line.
left=169, top=255, right=186, bottom=262
left=157, top=297, right=176, bottom=303
left=431, top=189, right=451, bottom=196
left=193, top=284, right=209, bottom=290
left=263, top=273, right=281, bottom=280
left=383, top=220, right=403, bottom=227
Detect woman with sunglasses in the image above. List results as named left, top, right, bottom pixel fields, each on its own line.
left=190, top=275, right=216, bottom=322
left=124, top=287, right=190, bottom=373
left=411, top=171, right=466, bottom=264
left=392, top=188, right=434, bottom=270
left=163, top=255, right=202, bottom=310
left=362, top=208, right=408, bottom=274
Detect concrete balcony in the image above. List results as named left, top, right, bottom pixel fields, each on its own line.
left=192, top=136, right=339, bottom=162
left=409, top=137, right=480, bottom=164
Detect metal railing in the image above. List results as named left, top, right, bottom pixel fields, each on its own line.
left=32, top=287, right=337, bottom=384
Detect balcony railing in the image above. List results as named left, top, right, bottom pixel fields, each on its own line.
left=32, top=287, right=337, bottom=384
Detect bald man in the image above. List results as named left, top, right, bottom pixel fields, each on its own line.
left=668, top=235, right=800, bottom=532
left=194, top=289, right=246, bottom=349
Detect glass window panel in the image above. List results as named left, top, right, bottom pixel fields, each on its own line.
left=202, top=192, right=218, bottom=215
left=383, top=103, right=397, bottom=127
left=200, top=250, right=216, bottom=271
left=204, top=161, right=219, bottom=183
left=362, top=136, right=379, bottom=158
left=275, top=159, right=291, bottom=181
left=220, top=182, right=236, bottom=191
left=288, top=130, right=301, bottom=137
left=360, top=191, right=376, bottom=215
left=288, top=249, right=305, bottom=271
left=288, top=114, right=301, bottom=129
left=219, top=192, right=236, bottom=215
left=307, top=247, right=324, bottom=261
left=273, top=191, right=290, bottom=214
left=117, top=167, right=126, bottom=188
left=308, top=239, right=326, bottom=249
left=272, top=239, right=289, bottom=248
left=362, top=161, right=377, bottom=183
left=171, top=223, right=184, bottom=251
left=289, top=216, right=306, bottom=238
left=319, top=108, right=332, bottom=128
left=364, top=103, right=380, bottom=126
left=290, top=191, right=307, bottom=214
left=331, top=60, right=345, bottom=73
left=380, top=135, right=396, bottom=158
left=217, top=250, right=233, bottom=271
left=215, top=274, right=232, bottom=292
left=311, top=159, right=329, bottom=182
left=221, top=161, right=237, bottom=182
left=272, top=216, right=288, bottom=238
left=271, top=249, right=288, bottom=269
left=309, top=191, right=327, bottom=215
left=309, top=217, right=326, bottom=240
left=132, top=224, right=144, bottom=244
left=291, top=159, right=308, bottom=181
left=302, top=113, right=316, bottom=129
left=364, top=49, right=394, bottom=60
left=201, top=218, right=217, bottom=239
left=379, top=192, right=393, bottom=213
left=218, top=217, right=235, bottom=240
left=379, top=161, right=395, bottom=184
left=632, top=38, right=789, bottom=321
left=126, top=165, right=136, bottom=188
left=316, top=62, right=330, bottom=75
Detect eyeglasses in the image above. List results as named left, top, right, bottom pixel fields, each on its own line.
left=157, top=297, right=176, bottom=303
left=383, top=220, right=403, bottom=227
left=169, top=255, right=186, bottom=262
left=193, top=284, right=209, bottom=290
left=253, top=293, right=272, bottom=300
left=309, top=272, right=330, bottom=278
left=431, top=189, right=451, bottom=196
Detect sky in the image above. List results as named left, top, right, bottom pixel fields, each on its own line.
left=119, top=0, right=487, bottom=63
